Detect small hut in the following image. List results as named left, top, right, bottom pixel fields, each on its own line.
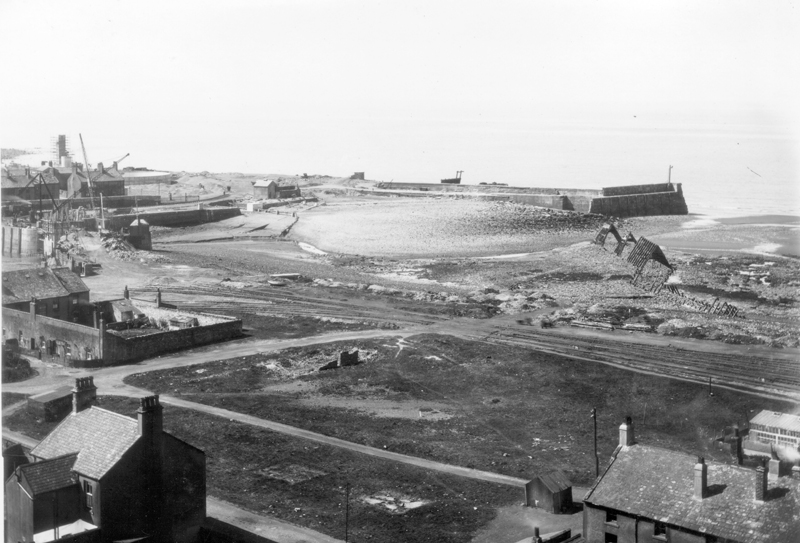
left=526, top=470, right=573, bottom=514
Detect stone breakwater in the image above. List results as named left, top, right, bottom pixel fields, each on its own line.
left=372, top=182, right=688, bottom=218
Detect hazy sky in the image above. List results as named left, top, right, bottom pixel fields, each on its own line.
left=1, top=0, right=798, bottom=180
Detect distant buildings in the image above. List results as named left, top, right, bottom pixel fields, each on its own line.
left=5, top=383, right=206, bottom=543
left=2, top=267, right=242, bottom=365
left=745, top=410, right=800, bottom=459
left=252, top=178, right=301, bottom=200
left=582, top=418, right=800, bottom=543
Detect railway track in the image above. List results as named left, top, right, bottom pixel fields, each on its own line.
left=133, top=285, right=800, bottom=401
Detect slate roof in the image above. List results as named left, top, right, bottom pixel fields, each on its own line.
left=537, top=470, right=572, bottom=493
left=29, top=386, right=73, bottom=404
left=1, top=169, right=34, bottom=189
left=31, top=407, right=141, bottom=480
left=2, top=267, right=88, bottom=305
left=2, top=268, right=69, bottom=304
left=584, top=444, right=800, bottom=543
left=750, top=410, right=800, bottom=433
left=253, top=179, right=277, bottom=187
left=18, top=453, right=78, bottom=495
left=51, top=267, right=90, bottom=294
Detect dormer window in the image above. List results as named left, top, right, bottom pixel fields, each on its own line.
left=654, top=521, right=667, bottom=539
left=605, top=510, right=618, bottom=524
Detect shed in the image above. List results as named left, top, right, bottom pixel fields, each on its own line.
left=253, top=179, right=277, bottom=199
left=525, top=470, right=573, bottom=514
left=27, top=386, right=74, bottom=422
left=127, top=218, right=152, bottom=250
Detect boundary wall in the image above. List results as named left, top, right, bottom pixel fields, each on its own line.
left=98, top=207, right=241, bottom=230
left=30, top=195, right=162, bottom=211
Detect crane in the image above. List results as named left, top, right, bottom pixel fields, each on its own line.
left=113, top=153, right=130, bottom=167
left=78, top=134, right=96, bottom=211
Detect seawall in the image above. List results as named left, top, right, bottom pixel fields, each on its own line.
left=98, top=206, right=241, bottom=230
left=371, top=182, right=687, bottom=217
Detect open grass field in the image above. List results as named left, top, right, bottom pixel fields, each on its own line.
left=124, top=334, right=794, bottom=487
left=4, top=396, right=519, bottom=543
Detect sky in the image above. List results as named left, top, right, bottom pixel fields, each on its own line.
left=1, top=0, right=798, bottom=184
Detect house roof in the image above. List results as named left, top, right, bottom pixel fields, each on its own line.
left=110, top=299, right=145, bottom=318
left=51, top=267, right=90, bottom=294
left=537, top=470, right=572, bottom=493
left=2, top=268, right=70, bottom=304
left=584, top=444, right=800, bottom=543
left=18, top=453, right=78, bottom=495
left=31, top=407, right=141, bottom=480
left=29, top=386, right=73, bottom=404
left=750, top=411, right=800, bottom=433
left=253, top=179, right=277, bottom=188
left=2, top=267, right=89, bottom=305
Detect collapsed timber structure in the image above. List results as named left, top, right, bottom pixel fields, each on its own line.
left=594, top=224, right=742, bottom=318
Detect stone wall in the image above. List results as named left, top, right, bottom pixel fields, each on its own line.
left=103, top=318, right=242, bottom=363
left=2, top=308, right=103, bottom=363
left=589, top=184, right=688, bottom=217
left=98, top=207, right=241, bottom=231
left=30, top=195, right=162, bottom=211
left=602, top=183, right=673, bottom=197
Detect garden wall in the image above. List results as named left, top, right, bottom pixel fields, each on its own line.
left=103, top=319, right=243, bottom=363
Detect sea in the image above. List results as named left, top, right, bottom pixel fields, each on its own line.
left=6, top=107, right=798, bottom=219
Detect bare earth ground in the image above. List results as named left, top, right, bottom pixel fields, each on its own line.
left=4, top=182, right=800, bottom=543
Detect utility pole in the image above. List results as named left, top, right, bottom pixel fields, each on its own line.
left=591, top=408, right=599, bottom=478
left=345, top=482, right=350, bottom=543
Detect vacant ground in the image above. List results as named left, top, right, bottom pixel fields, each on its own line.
left=124, top=334, right=794, bottom=487
left=4, top=395, right=519, bottom=543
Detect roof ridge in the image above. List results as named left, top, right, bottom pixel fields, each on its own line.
left=583, top=444, right=623, bottom=503
left=20, top=451, right=78, bottom=469
left=87, top=405, right=138, bottom=424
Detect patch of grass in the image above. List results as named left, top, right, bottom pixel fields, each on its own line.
left=124, top=334, right=791, bottom=486
left=2, top=392, right=28, bottom=409
left=6, top=396, right=518, bottom=543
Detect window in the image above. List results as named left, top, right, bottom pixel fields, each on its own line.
left=605, top=511, right=618, bottom=525
left=654, top=521, right=667, bottom=539
left=84, top=480, right=93, bottom=509
left=52, top=300, right=59, bottom=311
left=72, top=298, right=78, bottom=305
left=605, top=534, right=618, bottom=543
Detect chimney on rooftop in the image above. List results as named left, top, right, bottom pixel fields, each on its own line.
left=694, top=456, right=707, bottom=499
left=124, top=285, right=129, bottom=299
left=792, top=466, right=800, bottom=480
left=768, top=456, right=781, bottom=481
left=532, top=527, right=541, bottom=543
left=755, top=461, right=768, bottom=502
left=619, top=416, right=634, bottom=447
left=97, top=162, right=104, bottom=174
left=137, top=395, right=163, bottom=439
left=72, top=377, right=97, bottom=414
left=25, top=167, right=30, bottom=177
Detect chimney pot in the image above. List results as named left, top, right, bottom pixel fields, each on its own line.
left=619, top=417, right=634, bottom=447
left=72, top=377, right=97, bottom=414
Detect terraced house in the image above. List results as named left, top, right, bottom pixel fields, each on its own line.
left=5, top=390, right=206, bottom=543
left=583, top=418, right=800, bottom=543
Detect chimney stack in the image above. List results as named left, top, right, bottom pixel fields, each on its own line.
left=694, top=456, right=707, bottom=499
left=755, top=462, right=768, bottom=502
left=124, top=285, right=129, bottom=299
left=97, top=162, right=104, bottom=174
left=792, top=466, right=800, bottom=480
left=532, top=527, right=542, bottom=543
left=137, top=395, right=163, bottom=438
left=619, top=416, right=634, bottom=447
left=768, top=457, right=781, bottom=481
left=72, top=377, right=97, bottom=414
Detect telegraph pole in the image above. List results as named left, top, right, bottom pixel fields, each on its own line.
left=345, top=482, right=350, bottom=542
left=591, top=408, right=599, bottom=478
